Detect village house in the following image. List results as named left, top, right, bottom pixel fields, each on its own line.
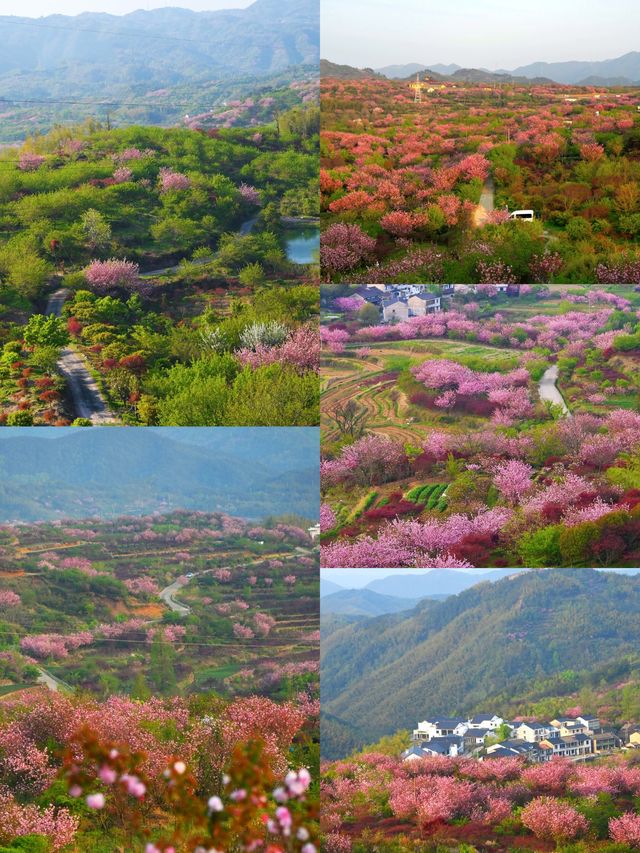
left=403, top=736, right=464, bottom=760
left=486, top=739, right=543, bottom=761
left=463, top=728, right=494, bottom=752
left=512, top=721, right=560, bottom=743
left=381, top=298, right=409, bottom=323
left=539, top=733, right=593, bottom=760
left=592, top=731, right=622, bottom=753
left=406, top=293, right=442, bottom=315
left=467, top=714, right=505, bottom=730
left=413, top=717, right=468, bottom=741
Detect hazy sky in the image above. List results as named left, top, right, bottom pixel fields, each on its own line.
left=321, top=569, right=478, bottom=588
left=322, top=567, right=640, bottom=589
left=0, top=0, right=251, bottom=15
left=322, top=0, right=638, bottom=70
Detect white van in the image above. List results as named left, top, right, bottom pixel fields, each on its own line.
left=509, top=210, right=534, bottom=221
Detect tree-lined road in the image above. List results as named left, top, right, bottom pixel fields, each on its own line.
left=46, top=289, right=119, bottom=424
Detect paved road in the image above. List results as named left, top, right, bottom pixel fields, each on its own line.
left=46, top=290, right=119, bottom=424
left=36, top=667, right=70, bottom=692
left=538, top=365, right=571, bottom=416
left=473, top=176, right=495, bottom=226
left=159, top=576, right=195, bottom=615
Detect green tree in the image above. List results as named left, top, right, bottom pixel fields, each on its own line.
left=130, top=671, right=152, bottom=700
left=516, top=525, right=562, bottom=567
left=149, top=632, right=177, bottom=695
left=358, top=302, right=381, bottom=326
left=23, top=314, right=69, bottom=349
left=80, top=208, right=111, bottom=251
left=238, top=262, right=265, bottom=287
left=6, top=411, right=33, bottom=426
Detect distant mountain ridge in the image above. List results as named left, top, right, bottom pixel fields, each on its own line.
left=366, top=568, right=521, bottom=597
left=321, top=588, right=420, bottom=617
left=0, top=0, right=319, bottom=91
left=0, top=429, right=319, bottom=522
left=321, top=569, right=640, bottom=758
left=326, top=51, right=640, bottom=85
left=320, top=60, right=380, bottom=80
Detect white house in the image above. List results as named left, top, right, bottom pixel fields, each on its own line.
left=403, top=736, right=463, bottom=761
left=512, top=722, right=560, bottom=743
left=467, top=714, right=505, bottom=731
left=577, top=715, right=601, bottom=733
left=540, top=734, right=592, bottom=759
left=413, top=717, right=467, bottom=741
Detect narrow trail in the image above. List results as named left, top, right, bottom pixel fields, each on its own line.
left=46, top=289, right=119, bottom=424
left=140, top=215, right=258, bottom=277
left=473, top=176, right=495, bottom=227
left=538, top=364, right=571, bottom=416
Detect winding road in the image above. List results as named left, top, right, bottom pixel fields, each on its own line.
left=159, top=575, right=195, bottom=615
left=538, top=365, right=571, bottom=416
left=46, top=289, right=119, bottom=424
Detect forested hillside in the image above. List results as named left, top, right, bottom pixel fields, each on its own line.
left=321, top=569, right=640, bottom=757
left=0, top=428, right=319, bottom=521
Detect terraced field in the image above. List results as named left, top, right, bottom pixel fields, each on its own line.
left=0, top=510, right=319, bottom=701
left=322, top=339, right=519, bottom=445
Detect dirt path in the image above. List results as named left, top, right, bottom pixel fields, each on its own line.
left=473, top=175, right=495, bottom=226
left=46, top=289, right=119, bottom=424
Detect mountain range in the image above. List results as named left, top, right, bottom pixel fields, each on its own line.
left=0, top=0, right=318, bottom=93
left=320, top=569, right=522, bottom=618
left=324, top=51, right=640, bottom=86
left=0, top=0, right=318, bottom=141
left=0, top=428, right=319, bottom=522
left=321, top=569, right=640, bottom=758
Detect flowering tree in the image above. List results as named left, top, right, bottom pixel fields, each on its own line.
left=0, top=590, right=20, bottom=607
left=610, top=813, right=640, bottom=847
left=158, top=168, right=191, bottom=192
left=520, top=797, right=588, bottom=843
left=238, top=183, right=261, bottom=205
left=62, top=727, right=317, bottom=852
left=18, top=152, right=46, bottom=171
left=320, top=224, right=376, bottom=275
left=493, top=460, right=534, bottom=504
left=84, top=258, right=140, bottom=293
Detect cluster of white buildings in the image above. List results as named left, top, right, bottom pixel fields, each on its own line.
left=353, top=284, right=452, bottom=323
left=403, top=713, right=623, bottom=763
left=352, top=283, right=526, bottom=324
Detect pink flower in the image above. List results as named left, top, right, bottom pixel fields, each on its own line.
left=86, top=793, right=105, bottom=809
